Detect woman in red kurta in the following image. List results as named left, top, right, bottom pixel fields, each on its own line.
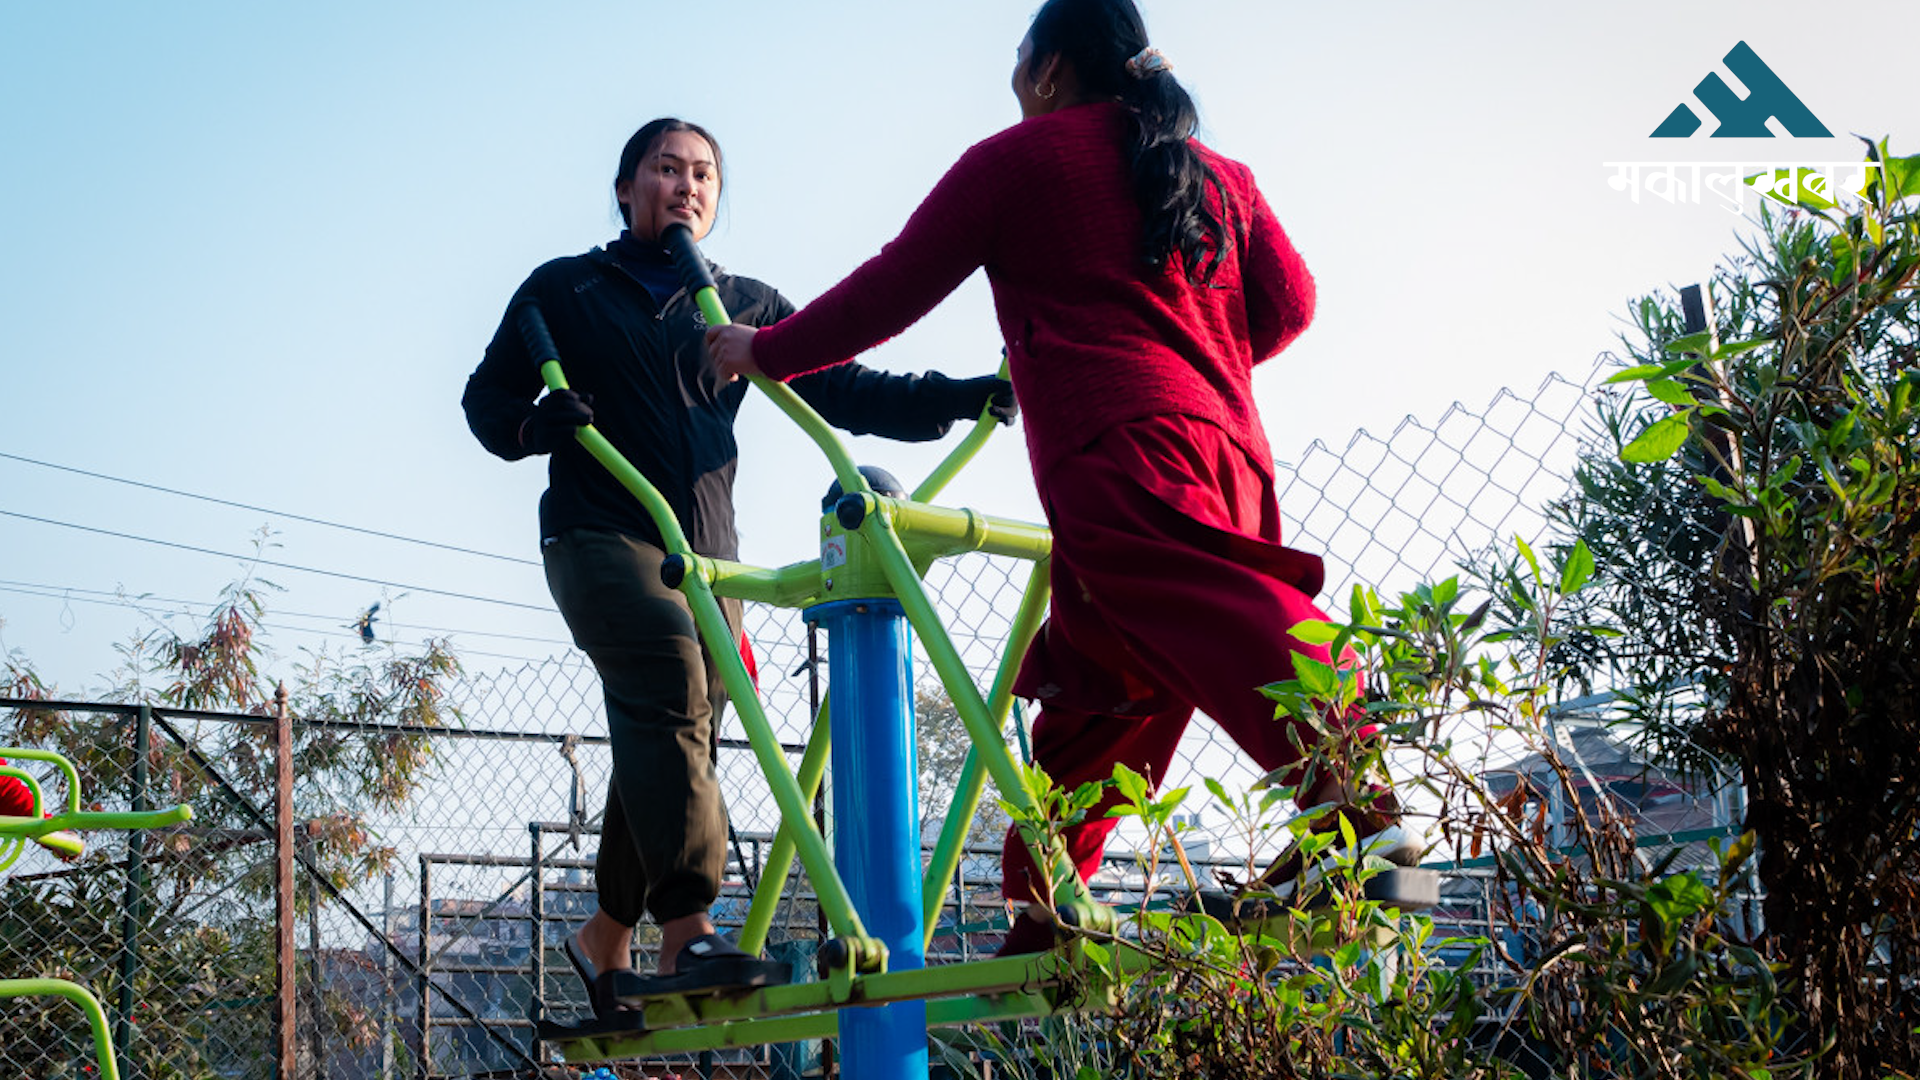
left=707, top=0, right=1419, bottom=952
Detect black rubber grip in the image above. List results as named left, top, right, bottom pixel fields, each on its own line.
left=660, top=555, right=687, bottom=590
left=835, top=493, right=870, bottom=532
left=516, top=302, right=561, bottom=368
left=660, top=222, right=718, bottom=294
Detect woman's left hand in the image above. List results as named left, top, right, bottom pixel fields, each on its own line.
left=704, top=324, right=762, bottom=383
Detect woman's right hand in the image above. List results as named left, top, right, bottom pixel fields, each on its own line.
left=704, top=324, right=763, bottom=383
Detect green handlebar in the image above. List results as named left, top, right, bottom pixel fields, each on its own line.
left=914, top=353, right=1013, bottom=503
left=0, top=979, right=121, bottom=1080
left=658, top=221, right=872, bottom=500
left=538, top=360, right=695, bottom=558
left=1, top=747, right=83, bottom=816
left=0, top=749, right=196, bottom=839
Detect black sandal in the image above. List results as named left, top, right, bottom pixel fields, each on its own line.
left=612, top=933, right=790, bottom=1005
left=564, top=933, right=647, bottom=1022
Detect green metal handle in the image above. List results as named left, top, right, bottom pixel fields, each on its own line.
left=1, top=746, right=82, bottom=816
left=913, top=352, right=1013, bottom=503
left=539, top=360, right=695, bottom=559
left=0, top=978, right=121, bottom=1080
left=661, top=222, right=870, bottom=501
left=0, top=747, right=197, bottom=842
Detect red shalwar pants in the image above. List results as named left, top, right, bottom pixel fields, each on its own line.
left=1002, top=414, right=1350, bottom=907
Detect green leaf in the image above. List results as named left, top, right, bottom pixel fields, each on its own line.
left=1459, top=597, right=1492, bottom=632
left=1695, top=473, right=1742, bottom=502
left=1514, top=535, right=1542, bottom=584
left=1885, top=151, right=1920, bottom=202
left=1711, top=337, right=1771, bottom=361
left=1559, top=539, right=1595, bottom=595
left=1827, top=409, right=1859, bottom=451
left=1696, top=406, right=1745, bottom=434
left=1829, top=235, right=1859, bottom=287
left=1892, top=375, right=1916, bottom=423
left=1659, top=332, right=1715, bottom=358
left=1620, top=413, right=1693, bottom=463
left=1605, top=358, right=1696, bottom=384
left=1646, top=872, right=1714, bottom=922
left=1111, top=763, right=1149, bottom=805
left=1153, top=786, right=1190, bottom=818
left=1349, top=584, right=1381, bottom=627
left=1717, top=831, right=1758, bottom=885
left=1859, top=135, right=1885, bottom=202
left=1645, top=378, right=1696, bottom=407
left=1287, top=619, right=1341, bottom=647
left=1292, top=655, right=1338, bottom=698
left=1764, top=454, right=1801, bottom=491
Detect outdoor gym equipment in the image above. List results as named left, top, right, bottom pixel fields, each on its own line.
left=0, top=746, right=194, bottom=1080
left=531, top=222, right=1438, bottom=1079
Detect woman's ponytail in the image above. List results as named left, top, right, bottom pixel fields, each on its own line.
left=1028, top=0, right=1228, bottom=285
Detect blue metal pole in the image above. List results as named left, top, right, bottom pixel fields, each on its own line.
left=811, top=598, right=927, bottom=1080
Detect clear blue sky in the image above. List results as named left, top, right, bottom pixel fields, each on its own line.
left=2, top=1, right=1914, bottom=692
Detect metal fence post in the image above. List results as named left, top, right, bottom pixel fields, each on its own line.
left=274, top=684, right=297, bottom=1079
left=113, top=703, right=152, bottom=1079
left=307, top=839, right=325, bottom=1076
left=529, top=823, right=545, bottom=1036
left=417, top=855, right=432, bottom=1080
left=382, top=872, right=396, bottom=1080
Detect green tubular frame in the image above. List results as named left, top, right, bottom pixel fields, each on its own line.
left=0, top=978, right=122, bottom=1080
left=0, top=748, right=193, bottom=845
left=543, top=354, right=873, bottom=951
left=1, top=746, right=194, bottom=1080
left=537, top=271, right=1099, bottom=1015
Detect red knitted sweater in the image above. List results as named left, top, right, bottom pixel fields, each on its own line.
left=753, top=102, right=1315, bottom=485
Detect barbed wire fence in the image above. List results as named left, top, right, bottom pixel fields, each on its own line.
left=3, top=358, right=1746, bottom=1079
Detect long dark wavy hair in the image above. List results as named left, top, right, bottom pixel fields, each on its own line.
left=1026, top=0, right=1227, bottom=285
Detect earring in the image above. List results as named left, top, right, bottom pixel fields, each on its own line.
left=1036, top=80, right=1056, bottom=100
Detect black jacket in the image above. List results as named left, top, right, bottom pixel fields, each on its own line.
left=464, top=246, right=976, bottom=559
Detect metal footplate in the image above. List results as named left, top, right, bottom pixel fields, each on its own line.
left=537, top=947, right=1110, bottom=1062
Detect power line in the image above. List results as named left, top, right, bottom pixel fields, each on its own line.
left=0, top=583, right=560, bottom=665
left=0, top=449, right=540, bottom=567
left=0, top=509, right=554, bottom=613
left=0, top=579, right=574, bottom=648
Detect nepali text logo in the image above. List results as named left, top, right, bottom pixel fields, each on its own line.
left=1651, top=41, right=1831, bottom=139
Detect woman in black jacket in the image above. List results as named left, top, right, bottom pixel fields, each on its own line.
left=463, top=117, right=1010, bottom=1013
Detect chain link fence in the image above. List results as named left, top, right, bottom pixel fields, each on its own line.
left=3, top=358, right=1747, bottom=1079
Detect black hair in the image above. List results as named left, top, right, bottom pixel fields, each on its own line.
left=1026, top=0, right=1227, bottom=285
left=612, top=117, right=724, bottom=229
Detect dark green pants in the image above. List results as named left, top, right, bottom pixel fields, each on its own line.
left=543, top=528, right=741, bottom=926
